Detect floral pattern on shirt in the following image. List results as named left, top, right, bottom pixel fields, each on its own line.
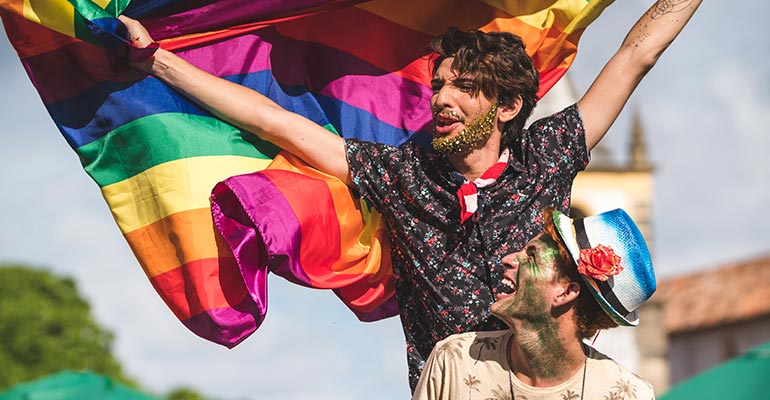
left=346, top=104, right=589, bottom=390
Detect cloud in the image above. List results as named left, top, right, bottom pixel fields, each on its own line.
left=708, top=61, right=770, bottom=186
left=649, top=55, right=770, bottom=273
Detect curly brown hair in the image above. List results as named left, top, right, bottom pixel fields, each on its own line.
left=541, top=208, right=618, bottom=339
left=430, top=28, right=539, bottom=149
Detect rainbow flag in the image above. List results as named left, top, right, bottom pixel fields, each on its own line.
left=0, top=0, right=614, bottom=348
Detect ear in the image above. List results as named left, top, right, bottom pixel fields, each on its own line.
left=553, top=281, right=581, bottom=307
left=497, top=96, right=523, bottom=124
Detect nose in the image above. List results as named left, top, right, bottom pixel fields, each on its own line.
left=501, top=251, right=522, bottom=272
left=432, top=84, right=454, bottom=110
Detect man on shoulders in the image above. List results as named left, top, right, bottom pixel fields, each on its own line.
left=413, top=207, right=657, bottom=399
left=119, top=0, right=700, bottom=390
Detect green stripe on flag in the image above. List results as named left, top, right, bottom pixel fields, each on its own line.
left=77, top=113, right=278, bottom=186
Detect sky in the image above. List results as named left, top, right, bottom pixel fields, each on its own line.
left=1, top=1, right=768, bottom=399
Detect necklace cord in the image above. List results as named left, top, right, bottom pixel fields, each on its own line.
left=506, top=334, right=588, bottom=399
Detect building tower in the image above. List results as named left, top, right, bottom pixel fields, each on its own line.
left=571, top=109, right=654, bottom=253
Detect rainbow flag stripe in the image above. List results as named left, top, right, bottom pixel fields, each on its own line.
left=0, top=0, right=614, bottom=347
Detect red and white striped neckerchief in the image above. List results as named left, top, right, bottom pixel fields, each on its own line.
left=455, top=149, right=510, bottom=224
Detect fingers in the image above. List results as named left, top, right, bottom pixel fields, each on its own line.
left=118, top=15, right=154, bottom=48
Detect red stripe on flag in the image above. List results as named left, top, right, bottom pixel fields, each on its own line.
left=150, top=257, right=249, bottom=320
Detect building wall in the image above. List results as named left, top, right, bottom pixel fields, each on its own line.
left=571, top=170, right=666, bottom=392
left=668, top=317, right=770, bottom=385
left=637, top=299, right=669, bottom=397
left=571, top=171, right=654, bottom=251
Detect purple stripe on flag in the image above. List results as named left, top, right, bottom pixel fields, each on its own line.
left=211, top=172, right=313, bottom=288
left=142, top=0, right=367, bottom=40
left=344, top=294, right=400, bottom=322
left=180, top=28, right=432, bottom=131
left=319, top=73, right=431, bottom=133
left=181, top=297, right=263, bottom=348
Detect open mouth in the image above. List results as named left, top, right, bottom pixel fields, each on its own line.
left=496, top=277, right=517, bottom=300
left=433, top=112, right=463, bottom=136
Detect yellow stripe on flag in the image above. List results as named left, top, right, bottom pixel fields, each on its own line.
left=93, top=0, right=111, bottom=9
left=103, top=156, right=269, bottom=232
left=23, top=0, right=75, bottom=37
left=479, top=0, right=584, bottom=29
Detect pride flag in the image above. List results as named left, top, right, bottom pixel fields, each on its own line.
left=0, top=0, right=614, bottom=348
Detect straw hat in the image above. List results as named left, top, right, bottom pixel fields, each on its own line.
left=552, top=208, right=656, bottom=326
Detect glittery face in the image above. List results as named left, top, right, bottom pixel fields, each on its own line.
left=491, top=234, right=563, bottom=324
left=431, top=103, right=498, bottom=154
left=430, top=58, right=499, bottom=155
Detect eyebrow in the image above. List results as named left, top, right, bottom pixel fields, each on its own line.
left=452, top=77, right=473, bottom=86
left=431, top=76, right=473, bottom=88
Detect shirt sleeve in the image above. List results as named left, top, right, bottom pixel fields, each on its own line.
left=519, top=103, right=590, bottom=178
left=344, top=138, right=409, bottom=211
left=412, top=340, right=449, bottom=400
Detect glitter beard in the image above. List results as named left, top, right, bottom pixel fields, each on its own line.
left=432, top=103, right=498, bottom=154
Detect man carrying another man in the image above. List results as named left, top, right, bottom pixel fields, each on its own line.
left=119, top=0, right=700, bottom=390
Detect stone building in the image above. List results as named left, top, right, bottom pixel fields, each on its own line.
left=655, top=254, right=770, bottom=386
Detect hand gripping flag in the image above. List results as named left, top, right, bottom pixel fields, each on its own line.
left=0, top=0, right=614, bottom=347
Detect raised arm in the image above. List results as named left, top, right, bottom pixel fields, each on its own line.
left=118, top=16, right=352, bottom=184
left=578, top=0, right=702, bottom=150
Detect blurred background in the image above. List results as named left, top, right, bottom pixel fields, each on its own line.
left=1, top=1, right=768, bottom=398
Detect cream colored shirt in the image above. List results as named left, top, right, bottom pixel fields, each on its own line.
left=413, top=330, right=655, bottom=400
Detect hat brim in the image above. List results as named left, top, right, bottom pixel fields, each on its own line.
left=552, top=210, right=639, bottom=326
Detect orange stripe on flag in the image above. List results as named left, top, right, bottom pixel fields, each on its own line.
left=267, top=154, right=393, bottom=280
left=125, top=208, right=233, bottom=278
left=358, top=0, right=511, bottom=36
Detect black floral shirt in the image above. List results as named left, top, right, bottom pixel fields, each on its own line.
left=345, top=104, right=589, bottom=390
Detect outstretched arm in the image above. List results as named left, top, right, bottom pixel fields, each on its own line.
left=119, top=16, right=352, bottom=185
left=578, top=0, right=702, bottom=150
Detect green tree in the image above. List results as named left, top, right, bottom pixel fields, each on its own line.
left=0, top=264, right=130, bottom=390
left=167, top=387, right=206, bottom=400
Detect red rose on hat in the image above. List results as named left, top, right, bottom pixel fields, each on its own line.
left=578, top=244, right=623, bottom=281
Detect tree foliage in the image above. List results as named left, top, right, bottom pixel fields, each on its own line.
left=0, top=264, right=129, bottom=390
left=166, top=387, right=207, bottom=400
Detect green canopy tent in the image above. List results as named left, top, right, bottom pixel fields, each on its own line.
left=661, top=340, right=770, bottom=400
left=0, top=371, right=161, bottom=400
